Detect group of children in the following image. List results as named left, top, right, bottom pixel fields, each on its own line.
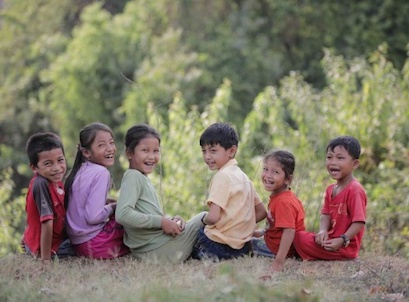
left=22, top=121, right=367, bottom=274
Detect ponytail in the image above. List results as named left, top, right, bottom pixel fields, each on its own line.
left=64, top=146, right=86, bottom=209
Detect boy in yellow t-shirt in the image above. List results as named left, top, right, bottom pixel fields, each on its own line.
left=191, top=122, right=267, bottom=260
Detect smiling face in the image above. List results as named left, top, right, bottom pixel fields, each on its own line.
left=31, top=148, right=67, bottom=183
left=261, top=157, right=291, bottom=195
left=127, top=136, right=160, bottom=175
left=201, top=143, right=236, bottom=171
left=83, top=130, right=116, bottom=168
left=326, top=145, right=359, bottom=185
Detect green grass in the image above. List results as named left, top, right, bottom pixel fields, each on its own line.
left=0, top=253, right=408, bottom=302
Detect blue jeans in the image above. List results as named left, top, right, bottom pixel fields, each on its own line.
left=191, top=227, right=251, bottom=261
left=250, top=237, right=274, bottom=258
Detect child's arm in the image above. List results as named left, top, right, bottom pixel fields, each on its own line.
left=40, top=220, right=53, bottom=261
left=315, top=214, right=331, bottom=246
left=202, top=202, right=221, bottom=225
left=323, top=222, right=365, bottom=251
left=254, top=203, right=267, bottom=223
left=271, top=228, right=295, bottom=272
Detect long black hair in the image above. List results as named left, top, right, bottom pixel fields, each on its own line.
left=64, top=122, right=113, bottom=209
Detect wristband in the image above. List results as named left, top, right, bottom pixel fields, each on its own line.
left=340, top=234, right=350, bottom=247
left=201, top=214, right=207, bottom=225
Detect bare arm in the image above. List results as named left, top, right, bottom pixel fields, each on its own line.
left=323, top=222, right=365, bottom=251
left=202, top=202, right=221, bottom=225
left=255, top=203, right=267, bottom=223
left=271, top=228, right=295, bottom=272
left=40, top=220, right=53, bottom=261
left=315, top=214, right=331, bottom=246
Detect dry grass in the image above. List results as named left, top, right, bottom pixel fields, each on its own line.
left=0, top=253, right=408, bottom=302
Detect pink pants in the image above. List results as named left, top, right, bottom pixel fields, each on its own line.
left=74, top=219, right=129, bottom=259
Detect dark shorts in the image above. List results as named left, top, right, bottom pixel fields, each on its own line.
left=191, top=227, right=251, bottom=261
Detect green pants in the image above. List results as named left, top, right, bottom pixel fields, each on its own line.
left=133, top=211, right=207, bottom=263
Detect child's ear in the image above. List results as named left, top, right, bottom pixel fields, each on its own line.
left=125, top=149, right=133, bottom=160
left=229, top=145, right=237, bottom=158
left=353, top=159, right=360, bottom=169
left=286, top=174, right=293, bottom=186
left=81, top=148, right=91, bottom=160
left=30, top=163, right=38, bottom=174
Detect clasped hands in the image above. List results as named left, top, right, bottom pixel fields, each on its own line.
left=315, top=230, right=343, bottom=251
left=161, top=215, right=186, bottom=238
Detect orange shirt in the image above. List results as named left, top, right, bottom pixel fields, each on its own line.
left=264, top=190, right=306, bottom=257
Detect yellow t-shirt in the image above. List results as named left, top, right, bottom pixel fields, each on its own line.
left=205, top=159, right=262, bottom=249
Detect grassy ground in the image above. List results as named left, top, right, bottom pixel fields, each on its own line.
left=0, top=253, right=408, bottom=302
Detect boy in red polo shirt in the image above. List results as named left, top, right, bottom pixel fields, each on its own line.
left=23, top=132, right=75, bottom=260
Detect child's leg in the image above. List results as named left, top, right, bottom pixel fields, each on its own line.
left=191, top=227, right=251, bottom=261
left=293, top=231, right=345, bottom=260
left=55, top=238, right=77, bottom=258
left=250, top=237, right=274, bottom=258
left=139, top=211, right=207, bottom=263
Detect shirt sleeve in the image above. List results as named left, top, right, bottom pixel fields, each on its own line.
left=348, top=185, right=367, bottom=223
left=83, top=169, right=112, bottom=225
left=273, top=199, right=297, bottom=229
left=206, top=171, right=231, bottom=209
left=32, top=176, right=54, bottom=222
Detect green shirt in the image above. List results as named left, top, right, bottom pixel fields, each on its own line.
left=116, top=169, right=171, bottom=253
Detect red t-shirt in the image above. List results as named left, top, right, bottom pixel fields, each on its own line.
left=23, top=175, right=66, bottom=257
left=322, top=179, right=367, bottom=258
left=264, top=190, right=306, bottom=257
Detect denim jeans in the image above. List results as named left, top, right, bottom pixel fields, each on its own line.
left=191, top=227, right=251, bottom=261
left=250, top=237, right=274, bottom=258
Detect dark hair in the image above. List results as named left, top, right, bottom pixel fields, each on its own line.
left=263, top=150, right=295, bottom=180
left=199, top=122, right=239, bottom=149
left=64, top=122, right=114, bottom=208
left=125, top=123, right=161, bottom=153
left=26, top=132, right=64, bottom=167
left=326, top=136, right=361, bottom=159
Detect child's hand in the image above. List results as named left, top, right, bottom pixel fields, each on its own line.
left=106, top=198, right=116, bottom=204
left=323, top=238, right=344, bottom=251
left=315, top=230, right=328, bottom=246
left=171, top=215, right=186, bottom=231
left=271, top=260, right=284, bottom=272
left=253, top=229, right=265, bottom=238
left=161, top=217, right=182, bottom=238
left=109, top=202, right=117, bottom=212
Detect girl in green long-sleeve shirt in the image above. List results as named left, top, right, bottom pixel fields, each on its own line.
left=116, top=123, right=206, bottom=263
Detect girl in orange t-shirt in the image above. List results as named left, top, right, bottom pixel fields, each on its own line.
left=255, top=150, right=306, bottom=273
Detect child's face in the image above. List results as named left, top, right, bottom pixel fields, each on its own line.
left=326, top=146, right=359, bottom=183
left=127, top=136, right=160, bottom=175
left=31, top=148, right=66, bottom=183
left=83, top=131, right=116, bottom=168
left=201, top=143, right=236, bottom=171
left=261, top=157, right=289, bottom=194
